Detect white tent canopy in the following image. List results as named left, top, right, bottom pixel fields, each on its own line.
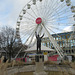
left=24, top=44, right=55, bottom=53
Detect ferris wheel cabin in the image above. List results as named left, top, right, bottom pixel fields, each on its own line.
left=65, top=0, right=71, bottom=6
left=71, top=6, right=75, bottom=13
left=73, top=15, right=75, bottom=21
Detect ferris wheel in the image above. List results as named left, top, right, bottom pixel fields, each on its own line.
left=15, top=0, right=75, bottom=59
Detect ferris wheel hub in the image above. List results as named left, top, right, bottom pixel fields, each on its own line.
left=36, top=17, right=42, bottom=24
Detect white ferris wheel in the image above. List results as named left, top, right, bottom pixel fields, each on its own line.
left=15, top=0, right=75, bottom=59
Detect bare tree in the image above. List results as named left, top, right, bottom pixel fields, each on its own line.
left=0, top=26, right=22, bottom=61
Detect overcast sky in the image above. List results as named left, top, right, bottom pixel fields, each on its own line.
left=0, top=0, right=75, bottom=30
left=0, top=0, right=30, bottom=28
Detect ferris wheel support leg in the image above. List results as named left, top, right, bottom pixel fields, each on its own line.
left=28, top=34, right=35, bottom=47
left=14, top=47, right=23, bottom=59
left=14, top=25, right=39, bottom=59
left=24, top=25, right=39, bottom=45
left=41, top=24, right=64, bottom=59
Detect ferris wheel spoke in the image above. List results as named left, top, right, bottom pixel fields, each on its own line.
left=21, top=19, right=35, bottom=24
left=20, top=27, right=35, bottom=33
left=48, top=8, right=71, bottom=20
left=45, top=1, right=62, bottom=19
left=21, top=22, right=36, bottom=25
left=21, top=26, right=36, bottom=30
left=48, top=0, right=57, bottom=12
left=21, top=20, right=35, bottom=24
left=21, top=33, right=32, bottom=43
left=47, top=7, right=70, bottom=20
left=20, top=24, right=36, bottom=28
left=46, top=27, right=62, bottom=36
left=21, top=30, right=34, bottom=41
left=47, top=22, right=74, bottom=26
left=20, top=23, right=36, bottom=27
left=41, top=0, right=58, bottom=19
left=47, top=3, right=71, bottom=19
left=23, top=25, right=39, bottom=45
left=23, top=16, right=34, bottom=21
left=35, top=3, right=40, bottom=16
left=20, top=30, right=32, bottom=35
left=41, top=0, right=54, bottom=18
left=20, top=26, right=36, bottom=32
left=48, top=14, right=73, bottom=21
left=35, top=1, right=42, bottom=17
left=46, top=19, right=73, bottom=25
left=20, top=32, right=34, bottom=40
left=47, top=27, right=63, bottom=40
left=44, top=0, right=60, bottom=19
left=28, top=35, right=35, bottom=46
left=54, top=6, right=71, bottom=16
left=20, top=28, right=35, bottom=32
left=39, top=0, right=48, bottom=18
left=26, top=11, right=36, bottom=19
left=20, top=28, right=36, bottom=33
left=47, top=16, right=73, bottom=23
left=30, top=7, right=38, bottom=17
left=21, top=32, right=30, bottom=39
left=21, top=31, right=30, bottom=36
left=47, top=25, right=64, bottom=32
left=51, top=3, right=66, bottom=15
left=46, top=2, right=67, bottom=19
left=47, top=26, right=61, bottom=35
left=39, top=0, right=43, bottom=16
left=47, top=22, right=73, bottom=27
left=53, top=13, right=72, bottom=20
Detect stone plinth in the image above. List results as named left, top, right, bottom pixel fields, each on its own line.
left=33, top=71, right=47, bottom=75
left=33, top=54, right=48, bottom=75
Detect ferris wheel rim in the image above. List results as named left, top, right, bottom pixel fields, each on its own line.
left=15, top=0, right=75, bottom=59
left=16, top=0, right=74, bottom=46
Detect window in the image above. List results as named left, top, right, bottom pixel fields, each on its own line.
left=56, top=37, right=58, bottom=40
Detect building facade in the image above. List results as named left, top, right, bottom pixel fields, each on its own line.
left=42, top=31, right=75, bottom=61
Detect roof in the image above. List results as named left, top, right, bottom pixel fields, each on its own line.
left=24, top=44, right=55, bottom=52
left=52, top=31, right=72, bottom=37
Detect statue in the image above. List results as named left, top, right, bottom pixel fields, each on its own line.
left=35, top=32, right=44, bottom=54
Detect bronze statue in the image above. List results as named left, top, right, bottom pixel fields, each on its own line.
left=35, top=32, right=44, bottom=54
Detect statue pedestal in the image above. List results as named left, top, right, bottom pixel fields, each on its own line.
left=33, top=54, right=48, bottom=75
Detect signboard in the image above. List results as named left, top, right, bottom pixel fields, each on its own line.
left=48, top=55, right=59, bottom=61
left=43, top=52, right=48, bottom=55
left=36, top=17, right=42, bottom=24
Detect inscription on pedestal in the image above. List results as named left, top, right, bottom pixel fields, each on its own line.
left=35, top=54, right=44, bottom=62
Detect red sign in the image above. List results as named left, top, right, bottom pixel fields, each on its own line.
left=48, top=55, right=59, bottom=61
left=36, top=17, right=42, bottom=24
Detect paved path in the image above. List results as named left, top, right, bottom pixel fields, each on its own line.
left=5, top=65, right=75, bottom=75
